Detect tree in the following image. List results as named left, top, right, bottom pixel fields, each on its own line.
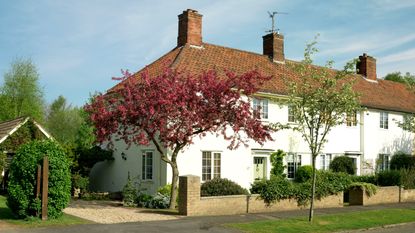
left=278, top=39, right=360, bottom=222
left=85, top=68, right=273, bottom=209
left=0, top=58, right=45, bottom=122
left=46, top=95, right=83, bottom=145
left=384, top=72, right=415, bottom=85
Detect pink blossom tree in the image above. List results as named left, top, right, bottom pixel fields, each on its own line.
left=85, top=68, right=273, bottom=209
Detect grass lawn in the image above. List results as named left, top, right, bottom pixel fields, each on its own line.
left=0, top=195, right=91, bottom=228
left=228, top=208, right=415, bottom=233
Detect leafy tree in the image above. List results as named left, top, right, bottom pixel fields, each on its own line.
left=276, top=38, right=361, bottom=221
left=85, top=68, right=273, bottom=209
left=46, top=95, right=83, bottom=145
left=384, top=72, right=415, bottom=85
left=270, top=149, right=286, bottom=178
left=0, top=58, right=45, bottom=122
left=330, top=156, right=356, bottom=175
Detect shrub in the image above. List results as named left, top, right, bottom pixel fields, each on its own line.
left=201, top=178, right=248, bottom=197
left=136, top=193, right=153, bottom=208
left=149, top=193, right=170, bottom=209
left=157, top=184, right=172, bottom=196
left=390, top=151, right=415, bottom=170
left=250, top=176, right=294, bottom=204
left=351, top=175, right=376, bottom=184
left=122, top=176, right=137, bottom=207
left=72, top=173, right=89, bottom=197
left=7, top=140, right=71, bottom=219
left=295, top=165, right=313, bottom=183
left=399, top=168, right=415, bottom=189
left=330, top=156, right=356, bottom=175
left=270, top=150, right=286, bottom=178
left=348, top=182, right=377, bottom=197
left=376, top=170, right=401, bottom=186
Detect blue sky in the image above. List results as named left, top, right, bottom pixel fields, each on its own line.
left=1, top=0, right=414, bottom=107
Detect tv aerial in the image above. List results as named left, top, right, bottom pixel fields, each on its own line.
left=267, top=11, right=288, bottom=34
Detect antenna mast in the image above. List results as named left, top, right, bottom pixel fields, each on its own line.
left=267, top=11, right=288, bottom=34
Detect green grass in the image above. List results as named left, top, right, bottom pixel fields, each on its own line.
left=229, top=208, right=415, bottom=233
left=0, top=195, right=91, bottom=228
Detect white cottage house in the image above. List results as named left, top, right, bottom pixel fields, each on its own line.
left=89, top=9, right=415, bottom=194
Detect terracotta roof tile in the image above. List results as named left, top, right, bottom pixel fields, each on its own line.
left=111, top=43, right=415, bottom=113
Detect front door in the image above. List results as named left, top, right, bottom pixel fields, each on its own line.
left=253, top=157, right=266, bottom=180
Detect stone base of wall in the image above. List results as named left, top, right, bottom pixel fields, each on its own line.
left=402, top=189, right=415, bottom=202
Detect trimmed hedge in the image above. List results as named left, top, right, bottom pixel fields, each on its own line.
left=201, top=178, right=248, bottom=196
left=330, top=156, right=356, bottom=175
left=295, top=165, right=313, bottom=183
left=390, top=152, right=415, bottom=170
left=7, top=140, right=71, bottom=219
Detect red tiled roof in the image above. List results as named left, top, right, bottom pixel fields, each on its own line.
left=110, top=43, right=415, bottom=113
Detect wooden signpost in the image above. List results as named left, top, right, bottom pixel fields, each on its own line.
left=35, top=156, right=48, bottom=220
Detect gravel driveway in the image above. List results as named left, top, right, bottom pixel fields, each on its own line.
left=63, top=199, right=181, bottom=224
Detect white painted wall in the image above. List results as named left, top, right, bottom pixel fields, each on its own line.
left=90, top=98, right=414, bottom=193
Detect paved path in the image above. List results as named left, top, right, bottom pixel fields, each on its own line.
left=2, top=202, right=415, bottom=233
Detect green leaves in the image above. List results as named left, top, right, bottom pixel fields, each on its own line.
left=7, top=140, right=71, bottom=219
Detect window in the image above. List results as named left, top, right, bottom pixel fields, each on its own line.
left=287, top=153, right=301, bottom=179
left=378, top=154, right=390, bottom=171
left=288, top=105, right=296, bottom=123
left=346, top=112, right=357, bottom=126
left=202, top=151, right=221, bottom=181
left=320, top=154, right=332, bottom=170
left=253, top=98, right=268, bottom=119
left=380, top=112, right=389, bottom=129
left=142, top=151, right=153, bottom=180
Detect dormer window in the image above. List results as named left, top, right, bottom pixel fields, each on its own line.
left=253, top=98, right=268, bottom=119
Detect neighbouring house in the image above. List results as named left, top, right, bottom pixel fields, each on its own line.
left=0, top=117, right=52, bottom=190
left=89, top=9, right=415, bottom=194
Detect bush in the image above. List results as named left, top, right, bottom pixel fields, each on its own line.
left=0, top=152, right=6, bottom=180
left=136, top=193, right=153, bottom=207
left=330, top=156, right=356, bottom=175
left=351, top=175, right=376, bottom=184
left=7, top=140, right=71, bottom=219
left=390, top=152, right=415, bottom=170
left=72, top=173, right=89, bottom=197
left=400, top=168, right=415, bottom=189
left=270, top=150, right=286, bottom=178
left=295, top=165, right=313, bottom=183
left=157, top=184, right=172, bottom=196
left=122, top=176, right=137, bottom=207
left=376, top=170, right=401, bottom=186
left=250, top=176, right=294, bottom=204
left=201, top=178, right=248, bottom=197
left=251, top=171, right=353, bottom=206
left=348, top=182, right=377, bottom=197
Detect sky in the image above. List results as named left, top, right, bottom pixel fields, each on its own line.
left=1, top=0, right=414, bottom=107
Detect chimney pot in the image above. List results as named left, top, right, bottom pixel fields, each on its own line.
left=177, top=9, right=203, bottom=47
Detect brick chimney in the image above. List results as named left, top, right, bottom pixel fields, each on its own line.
left=357, top=53, right=377, bottom=81
left=263, top=32, right=285, bottom=63
left=177, top=9, right=203, bottom=47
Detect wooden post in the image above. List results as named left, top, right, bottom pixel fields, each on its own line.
left=41, top=157, right=49, bottom=221
left=36, top=165, right=41, bottom=198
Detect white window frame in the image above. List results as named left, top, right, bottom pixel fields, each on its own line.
left=320, top=154, right=332, bottom=170
left=287, top=153, right=301, bottom=179
left=253, top=98, right=269, bottom=119
left=141, top=150, right=154, bottom=180
left=288, top=105, right=296, bottom=123
left=380, top=112, right=389, bottom=129
left=202, top=151, right=221, bottom=181
left=378, top=154, right=390, bottom=171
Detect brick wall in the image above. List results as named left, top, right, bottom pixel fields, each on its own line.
left=179, top=175, right=343, bottom=216
left=402, top=189, right=415, bottom=202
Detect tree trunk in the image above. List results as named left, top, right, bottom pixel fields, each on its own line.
left=308, top=155, right=317, bottom=222
left=169, top=161, right=179, bottom=210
